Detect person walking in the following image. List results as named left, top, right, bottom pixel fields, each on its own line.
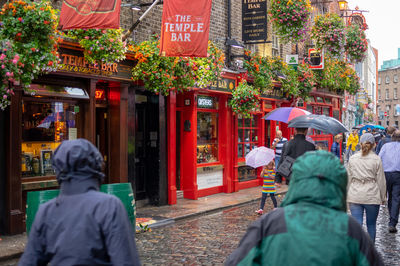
left=277, top=128, right=315, bottom=184
left=346, top=129, right=359, bottom=160
left=347, top=133, right=386, bottom=242
left=376, top=126, right=396, bottom=154
left=379, top=130, right=400, bottom=233
left=272, top=130, right=287, bottom=187
left=255, top=160, right=277, bottom=215
left=225, top=151, right=383, bottom=266
left=19, top=139, right=141, bottom=266
left=331, top=134, right=343, bottom=160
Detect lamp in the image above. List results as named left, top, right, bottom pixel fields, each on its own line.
left=273, top=70, right=287, bottom=80
left=131, top=5, right=141, bottom=11
left=338, top=0, right=348, bottom=11
left=226, top=38, right=244, bottom=49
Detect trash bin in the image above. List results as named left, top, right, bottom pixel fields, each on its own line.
left=100, top=183, right=136, bottom=228
left=26, top=189, right=60, bottom=234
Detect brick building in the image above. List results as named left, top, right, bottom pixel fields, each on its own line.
left=377, top=67, right=400, bottom=128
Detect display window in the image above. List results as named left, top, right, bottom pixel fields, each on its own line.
left=21, top=100, right=84, bottom=177
left=197, top=112, right=219, bottom=164
left=238, top=115, right=259, bottom=158
left=238, top=165, right=257, bottom=182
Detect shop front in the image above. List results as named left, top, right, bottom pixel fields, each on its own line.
left=2, top=42, right=134, bottom=234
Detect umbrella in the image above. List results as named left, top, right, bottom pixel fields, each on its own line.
left=374, top=125, right=385, bottom=130
left=353, top=124, right=364, bottom=130
left=245, top=146, right=275, bottom=169
left=359, top=124, right=375, bottom=134
left=263, top=107, right=311, bottom=123
left=288, top=114, right=348, bottom=135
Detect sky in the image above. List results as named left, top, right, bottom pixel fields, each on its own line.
left=346, top=0, right=400, bottom=68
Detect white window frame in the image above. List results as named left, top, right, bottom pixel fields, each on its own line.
left=386, top=76, right=390, bottom=84
left=394, top=75, right=399, bottom=83
left=386, top=89, right=389, bottom=99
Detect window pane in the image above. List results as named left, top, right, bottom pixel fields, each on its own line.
left=197, top=112, right=218, bottom=163
left=238, top=144, right=243, bottom=158
left=238, top=165, right=257, bottom=182
left=244, top=118, right=251, bottom=127
left=22, top=101, right=82, bottom=177
left=251, top=129, right=258, bottom=142
left=244, top=129, right=250, bottom=141
left=238, top=118, right=243, bottom=127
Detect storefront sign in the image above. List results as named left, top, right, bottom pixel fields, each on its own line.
left=209, top=78, right=235, bottom=92
left=261, top=87, right=285, bottom=99
left=59, top=0, right=122, bottom=30
left=286, top=55, right=298, bottom=65
left=95, top=89, right=105, bottom=100
left=242, top=0, right=268, bottom=44
left=160, top=0, right=212, bottom=57
left=348, top=12, right=368, bottom=31
left=57, top=47, right=134, bottom=81
left=197, top=95, right=215, bottom=109
left=197, top=165, right=223, bottom=190
left=308, top=48, right=324, bottom=69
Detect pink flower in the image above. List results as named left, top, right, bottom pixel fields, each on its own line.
left=6, top=72, right=12, bottom=77
left=3, top=95, right=7, bottom=99
left=85, top=36, right=89, bottom=39
left=0, top=54, right=5, bottom=60
left=1, top=65, right=5, bottom=69
left=12, top=59, right=18, bottom=64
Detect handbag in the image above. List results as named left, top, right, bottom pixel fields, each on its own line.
left=276, top=155, right=295, bottom=178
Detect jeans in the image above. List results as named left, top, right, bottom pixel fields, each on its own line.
left=384, top=171, right=400, bottom=227
left=349, top=203, right=380, bottom=242
left=275, top=156, right=282, bottom=184
left=260, top=193, right=277, bottom=210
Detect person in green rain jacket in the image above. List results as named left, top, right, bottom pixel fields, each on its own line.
left=225, top=150, right=383, bottom=266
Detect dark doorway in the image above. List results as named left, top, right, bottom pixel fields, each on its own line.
left=96, top=107, right=109, bottom=183
left=176, top=111, right=181, bottom=190
left=134, top=92, right=160, bottom=204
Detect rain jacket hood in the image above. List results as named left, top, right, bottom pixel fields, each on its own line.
left=52, top=139, right=104, bottom=195
left=281, top=150, right=348, bottom=212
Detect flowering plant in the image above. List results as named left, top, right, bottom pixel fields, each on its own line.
left=0, top=0, right=59, bottom=108
left=131, top=35, right=224, bottom=95
left=244, top=50, right=273, bottom=91
left=270, top=0, right=311, bottom=43
left=269, top=57, right=299, bottom=97
left=0, top=40, right=20, bottom=109
left=296, top=62, right=315, bottom=99
left=311, top=13, right=345, bottom=57
left=65, top=29, right=127, bottom=64
left=345, top=24, right=368, bottom=63
left=314, top=56, right=360, bottom=95
left=229, top=81, right=260, bottom=118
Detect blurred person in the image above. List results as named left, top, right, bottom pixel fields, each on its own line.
left=347, top=133, right=386, bottom=242
left=376, top=126, right=396, bottom=154
left=346, top=129, right=359, bottom=161
left=19, top=139, right=141, bottom=266
left=331, top=134, right=343, bottom=160
left=226, top=151, right=383, bottom=266
left=272, top=130, right=287, bottom=187
left=379, top=130, right=400, bottom=233
left=255, top=160, right=277, bottom=215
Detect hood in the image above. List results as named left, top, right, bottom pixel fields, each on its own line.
left=52, top=139, right=104, bottom=195
left=281, top=150, right=348, bottom=212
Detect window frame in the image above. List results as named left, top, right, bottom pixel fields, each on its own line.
left=237, top=115, right=260, bottom=159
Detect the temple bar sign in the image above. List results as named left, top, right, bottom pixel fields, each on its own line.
left=242, top=0, right=268, bottom=43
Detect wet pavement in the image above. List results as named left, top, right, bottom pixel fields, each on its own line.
left=137, top=199, right=400, bottom=265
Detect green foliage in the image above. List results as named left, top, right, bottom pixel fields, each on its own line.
left=269, top=0, right=311, bottom=43
left=229, top=81, right=260, bottom=118
left=0, top=0, right=59, bottom=109
left=131, top=36, right=224, bottom=95
left=244, top=50, right=273, bottom=91
left=65, top=29, right=127, bottom=64
left=345, top=24, right=368, bottom=63
left=311, top=13, right=345, bottom=57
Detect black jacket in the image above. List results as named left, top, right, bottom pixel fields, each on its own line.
left=279, top=134, right=316, bottom=166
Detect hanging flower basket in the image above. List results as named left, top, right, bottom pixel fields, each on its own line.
left=311, top=13, right=345, bottom=57
left=244, top=50, right=273, bottom=91
left=345, top=24, right=368, bottom=63
left=270, top=0, right=311, bottom=43
left=229, top=81, right=260, bottom=118
left=0, top=40, right=20, bottom=109
left=65, top=29, right=127, bottom=64
left=0, top=0, right=59, bottom=108
left=131, top=35, right=224, bottom=96
left=269, top=57, right=299, bottom=97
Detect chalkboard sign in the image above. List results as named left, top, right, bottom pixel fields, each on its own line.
left=242, top=0, right=268, bottom=43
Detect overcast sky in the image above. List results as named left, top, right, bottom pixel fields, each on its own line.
left=346, top=0, right=399, bottom=68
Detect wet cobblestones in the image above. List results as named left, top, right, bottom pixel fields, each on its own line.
left=137, top=197, right=400, bottom=265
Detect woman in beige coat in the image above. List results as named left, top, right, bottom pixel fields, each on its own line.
left=347, top=133, right=386, bottom=242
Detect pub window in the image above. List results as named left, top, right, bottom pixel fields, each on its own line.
left=323, top=107, right=330, bottom=116
left=238, top=165, right=257, bottom=182
left=197, top=112, right=218, bottom=164
left=324, top=98, right=332, bottom=104
left=296, top=99, right=304, bottom=107
left=316, top=96, right=324, bottom=103
left=238, top=115, right=259, bottom=158
left=306, top=104, right=313, bottom=113
left=22, top=100, right=84, bottom=177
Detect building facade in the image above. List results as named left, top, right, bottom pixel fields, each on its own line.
left=377, top=67, right=400, bottom=128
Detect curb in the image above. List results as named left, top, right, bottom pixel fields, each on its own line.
left=0, top=251, right=23, bottom=263
left=142, top=190, right=287, bottom=231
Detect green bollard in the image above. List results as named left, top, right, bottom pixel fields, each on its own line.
left=26, top=189, right=60, bottom=234
left=100, top=183, right=136, bottom=229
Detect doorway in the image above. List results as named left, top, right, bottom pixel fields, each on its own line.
left=134, top=92, right=160, bottom=204
left=96, top=107, right=109, bottom=182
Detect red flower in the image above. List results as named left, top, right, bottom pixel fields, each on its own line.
left=18, top=17, right=22, bottom=22
left=44, top=20, right=49, bottom=25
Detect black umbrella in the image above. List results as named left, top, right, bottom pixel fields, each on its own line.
left=288, top=114, right=348, bottom=135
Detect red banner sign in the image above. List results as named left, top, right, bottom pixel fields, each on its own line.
left=160, top=0, right=212, bottom=57
left=59, top=0, right=122, bottom=30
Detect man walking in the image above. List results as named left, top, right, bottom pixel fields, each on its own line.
left=379, top=130, right=400, bottom=233
left=376, top=126, right=395, bottom=154
left=272, top=130, right=287, bottom=186
left=277, top=128, right=315, bottom=184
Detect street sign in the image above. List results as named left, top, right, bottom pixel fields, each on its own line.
left=384, top=112, right=388, bottom=117
left=286, top=55, right=298, bottom=65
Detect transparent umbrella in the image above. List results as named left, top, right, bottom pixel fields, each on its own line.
left=245, top=146, right=275, bottom=169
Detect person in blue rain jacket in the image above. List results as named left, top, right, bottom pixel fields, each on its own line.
left=19, top=139, right=141, bottom=266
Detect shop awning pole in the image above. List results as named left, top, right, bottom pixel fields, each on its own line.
left=122, top=0, right=161, bottom=41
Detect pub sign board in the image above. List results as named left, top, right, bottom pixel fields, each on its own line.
left=209, top=78, right=235, bottom=92
left=242, top=0, right=268, bottom=44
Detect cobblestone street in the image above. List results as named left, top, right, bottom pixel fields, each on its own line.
left=137, top=197, right=400, bottom=265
